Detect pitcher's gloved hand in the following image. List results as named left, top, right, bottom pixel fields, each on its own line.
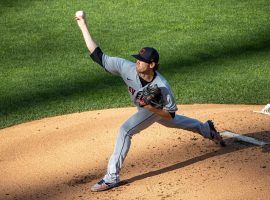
left=136, top=84, right=163, bottom=109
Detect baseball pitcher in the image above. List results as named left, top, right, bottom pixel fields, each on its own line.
left=75, top=11, right=225, bottom=192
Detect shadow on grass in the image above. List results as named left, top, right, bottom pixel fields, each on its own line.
left=0, top=0, right=33, bottom=16
left=160, top=34, right=270, bottom=74
left=6, top=131, right=269, bottom=200
left=1, top=28, right=270, bottom=128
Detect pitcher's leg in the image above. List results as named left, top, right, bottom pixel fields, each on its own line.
left=104, top=109, right=160, bottom=183
left=158, top=114, right=225, bottom=146
left=158, top=114, right=211, bottom=138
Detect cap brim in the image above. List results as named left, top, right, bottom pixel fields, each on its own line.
left=132, top=54, right=151, bottom=63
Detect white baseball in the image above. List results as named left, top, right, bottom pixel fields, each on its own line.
left=76, top=10, right=84, bottom=18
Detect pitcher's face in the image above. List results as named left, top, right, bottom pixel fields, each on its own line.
left=136, top=60, right=153, bottom=73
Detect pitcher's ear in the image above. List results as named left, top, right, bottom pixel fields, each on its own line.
left=152, top=63, right=159, bottom=71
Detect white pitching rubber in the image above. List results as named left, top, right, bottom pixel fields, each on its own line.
left=253, top=111, right=270, bottom=116
left=220, top=131, right=269, bottom=146
left=254, top=104, right=270, bottom=116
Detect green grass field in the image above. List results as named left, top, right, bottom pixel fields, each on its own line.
left=1, top=0, right=270, bottom=129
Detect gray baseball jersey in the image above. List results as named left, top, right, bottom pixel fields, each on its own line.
left=102, top=54, right=177, bottom=112
left=92, top=53, right=212, bottom=184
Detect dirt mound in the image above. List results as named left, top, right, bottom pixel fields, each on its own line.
left=0, top=104, right=269, bottom=200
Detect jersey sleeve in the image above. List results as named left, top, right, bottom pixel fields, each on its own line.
left=161, top=88, right=178, bottom=112
left=102, top=54, right=130, bottom=76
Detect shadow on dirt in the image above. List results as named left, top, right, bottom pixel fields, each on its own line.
left=121, top=131, right=270, bottom=185
left=3, top=131, right=269, bottom=200
left=64, top=131, right=269, bottom=190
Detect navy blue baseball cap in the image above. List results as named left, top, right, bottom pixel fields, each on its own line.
left=132, top=47, right=159, bottom=64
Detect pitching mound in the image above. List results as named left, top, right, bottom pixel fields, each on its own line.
left=0, top=104, right=269, bottom=200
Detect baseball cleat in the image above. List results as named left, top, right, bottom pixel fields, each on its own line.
left=91, top=179, right=119, bottom=192
left=207, top=120, right=226, bottom=147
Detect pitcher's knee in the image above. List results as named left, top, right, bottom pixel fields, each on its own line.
left=120, top=125, right=132, bottom=137
left=119, top=125, right=128, bottom=137
left=119, top=124, right=136, bottom=138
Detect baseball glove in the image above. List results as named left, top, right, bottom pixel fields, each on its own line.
left=136, top=84, right=163, bottom=109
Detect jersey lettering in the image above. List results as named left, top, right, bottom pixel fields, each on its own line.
left=128, top=86, right=136, bottom=95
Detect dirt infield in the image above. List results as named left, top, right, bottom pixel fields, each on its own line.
left=0, top=104, right=269, bottom=200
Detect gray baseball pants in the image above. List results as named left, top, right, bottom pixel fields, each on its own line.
left=104, top=107, right=211, bottom=183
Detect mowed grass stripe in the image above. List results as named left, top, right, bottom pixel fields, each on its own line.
left=0, top=0, right=269, bottom=128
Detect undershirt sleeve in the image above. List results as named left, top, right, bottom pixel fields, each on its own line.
left=90, top=47, right=104, bottom=67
